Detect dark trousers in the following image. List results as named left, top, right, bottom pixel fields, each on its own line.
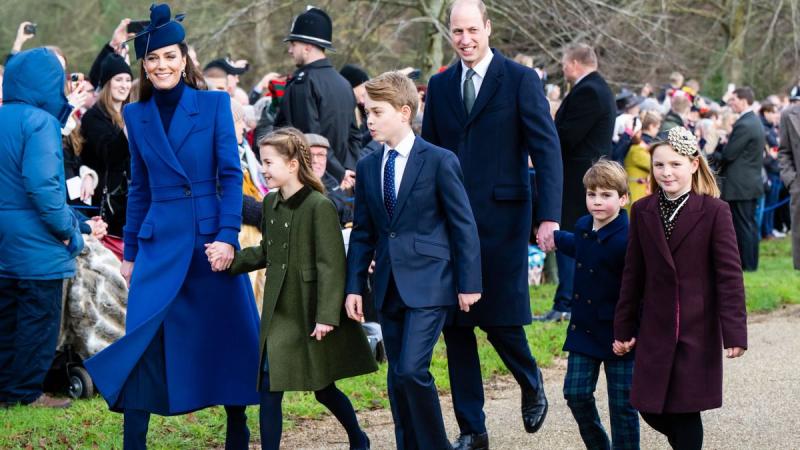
left=563, top=352, right=639, bottom=450
left=728, top=199, right=759, bottom=271
left=258, top=370, right=367, bottom=450
left=640, top=412, right=703, bottom=450
left=380, top=276, right=450, bottom=450
left=0, top=278, right=63, bottom=404
left=123, top=406, right=249, bottom=450
left=761, top=174, right=782, bottom=236
left=443, top=324, right=542, bottom=435
left=553, top=251, right=576, bottom=312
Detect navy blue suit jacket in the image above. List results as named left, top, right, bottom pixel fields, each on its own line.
left=345, top=136, right=482, bottom=309
left=421, top=49, right=563, bottom=326
left=554, top=211, right=632, bottom=360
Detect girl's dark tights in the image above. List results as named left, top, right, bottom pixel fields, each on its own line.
left=640, top=411, right=703, bottom=450
left=259, top=374, right=367, bottom=450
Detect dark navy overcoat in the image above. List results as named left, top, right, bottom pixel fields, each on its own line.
left=421, top=49, right=563, bottom=326
left=85, top=87, right=260, bottom=414
left=555, top=211, right=633, bottom=361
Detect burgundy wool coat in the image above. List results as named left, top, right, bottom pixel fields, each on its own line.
left=614, top=193, right=748, bottom=414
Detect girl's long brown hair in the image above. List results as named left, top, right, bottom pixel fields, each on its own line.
left=97, top=79, right=130, bottom=130
left=258, top=127, right=326, bottom=194
left=137, top=42, right=203, bottom=102
left=649, top=142, right=721, bottom=198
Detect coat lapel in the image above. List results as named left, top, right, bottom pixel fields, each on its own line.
left=790, top=109, right=800, bottom=137
left=444, top=63, right=467, bottom=125
left=639, top=195, right=676, bottom=271
left=667, top=194, right=705, bottom=253
left=168, top=87, right=200, bottom=156
left=391, top=138, right=426, bottom=225
left=140, top=98, right=188, bottom=178
left=465, top=50, right=504, bottom=127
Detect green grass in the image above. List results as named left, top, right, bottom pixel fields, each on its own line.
left=1, top=239, right=796, bottom=449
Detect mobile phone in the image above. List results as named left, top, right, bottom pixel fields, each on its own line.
left=127, top=20, right=149, bottom=34
left=69, top=72, right=84, bottom=91
left=24, top=23, right=36, bottom=35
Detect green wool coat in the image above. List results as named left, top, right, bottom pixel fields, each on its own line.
left=229, top=186, right=378, bottom=391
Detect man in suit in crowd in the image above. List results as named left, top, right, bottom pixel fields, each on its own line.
left=274, top=7, right=360, bottom=186
left=421, top=1, right=563, bottom=448
left=777, top=89, right=800, bottom=270
left=719, top=87, right=765, bottom=271
left=537, top=43, right=615, bottom=323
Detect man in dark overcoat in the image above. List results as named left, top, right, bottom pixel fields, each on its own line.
left=421, top=1, right=563, bottom=448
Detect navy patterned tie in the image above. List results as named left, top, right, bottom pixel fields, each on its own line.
left=383, top=149, right=399, bottom=219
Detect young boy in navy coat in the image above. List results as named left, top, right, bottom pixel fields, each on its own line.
left=554, top=160, right=640, bottom=449
left=345, top=71, right=482, bottom=450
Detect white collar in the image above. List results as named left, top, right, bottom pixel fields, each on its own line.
left=384, top=130, right=416, bottom=157
left=461, top=49, right=494, bottom=79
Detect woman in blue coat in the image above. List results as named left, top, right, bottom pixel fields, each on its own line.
left=84, top=5, right=260, bottom=449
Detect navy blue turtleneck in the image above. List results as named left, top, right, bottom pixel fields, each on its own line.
left=153, top=78, right=185, bottom=134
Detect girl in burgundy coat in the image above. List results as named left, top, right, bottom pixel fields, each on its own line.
left=613, top=127, right=748, bottom=450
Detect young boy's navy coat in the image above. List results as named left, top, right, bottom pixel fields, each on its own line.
left=555, top=211, right=632, bottom=361
left=85, top=87, right=260, bottom=414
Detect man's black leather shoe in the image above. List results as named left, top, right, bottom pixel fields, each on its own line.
left=521, top=371, right=548, bottom=433
left=452, top=432, right=489, bottom=450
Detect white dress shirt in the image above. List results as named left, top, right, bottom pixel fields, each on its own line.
left=460, top=50, right=494, bottom=99
left=381, top=131, right=416, bottom=200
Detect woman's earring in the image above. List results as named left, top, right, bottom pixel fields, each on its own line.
left=182, top=70, right=187, bottom=79
left=144, top=72, right=149, bottom=80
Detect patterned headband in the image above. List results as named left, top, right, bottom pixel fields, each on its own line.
left=666, top=126, right=700, bottom=157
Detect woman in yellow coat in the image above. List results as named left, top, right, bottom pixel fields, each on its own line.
left=625, top=111, right=662, bottom=210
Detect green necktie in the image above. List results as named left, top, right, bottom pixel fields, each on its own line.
left=463, top=68, right=476, bottom=115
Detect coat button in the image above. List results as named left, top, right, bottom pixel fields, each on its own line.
left=574, top=293, right=580, bottom=299
left=587, top=299, right=592, bottom=304
left=268, top=240, right=272, bottom=246
left=389, top=232, right=397, bottom=238
left=281, top=264, right=286, bottom=270
left=266, top=261, right=271, bottom=267
left=586, top=329, right=592, bottom=334
left=570, top=324, right=576, bottom=331
left=582, top=232, right=588, bottom=238
left=576, top=262, right=582, bottom=268
left=184, top=188, right=191, bottom=196
left=270, top=219, right=274, bottom=224
left=282, top=243, right=288, bottom=249
left=284, top=222, right=289, bottom=228
left=589, top=268, right=594, bottom=274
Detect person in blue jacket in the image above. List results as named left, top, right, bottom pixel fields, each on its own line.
left=554, top=160, right=639, bottom=450
left=84, top=5, right=260, bottom=449
left=0, top=47, right=84, bottom=409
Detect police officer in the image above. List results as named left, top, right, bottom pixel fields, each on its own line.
left=275, top=7, right=360, bottom=184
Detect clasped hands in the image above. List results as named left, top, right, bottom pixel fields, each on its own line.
left=204, top=241, right=234, bottom=272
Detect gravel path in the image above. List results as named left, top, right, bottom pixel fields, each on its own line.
left=280, top=305, right=800, bottom=449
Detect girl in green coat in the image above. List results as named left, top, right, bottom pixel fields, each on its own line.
left=220, top=128, right=377, bottom=450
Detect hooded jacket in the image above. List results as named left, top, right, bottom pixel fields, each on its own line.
left=0, top=48, right=84, bottom=279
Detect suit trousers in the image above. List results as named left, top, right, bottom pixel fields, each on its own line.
left=728, top=199, right=760, bottom=271
left=380, top=275, right=450, bottom=450
left=443, top=324, right=542, bottom=434
left=0, top=278, right=63, bottom=404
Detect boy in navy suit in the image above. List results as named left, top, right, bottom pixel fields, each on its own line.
left=345, top=71, right=482, bottom=450
left=554, top=160, right=639, bottom=449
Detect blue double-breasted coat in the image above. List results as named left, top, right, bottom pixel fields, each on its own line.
left=85, top=87, right=260, bottom=414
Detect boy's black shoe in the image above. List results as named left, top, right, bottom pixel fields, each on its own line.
left=452, top=432, right=489, bottom=450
